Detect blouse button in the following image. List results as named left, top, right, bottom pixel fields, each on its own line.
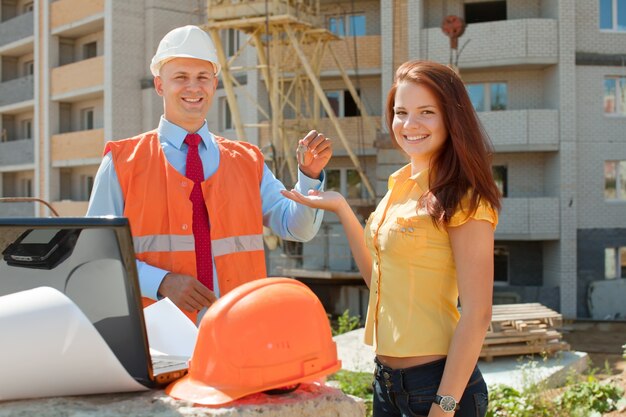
left=181, top=181, right=187, bottom=187
left=182, top=224, right=189, bottom=231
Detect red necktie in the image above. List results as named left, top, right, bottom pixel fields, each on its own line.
left=184, top=134, right=214, bottom=291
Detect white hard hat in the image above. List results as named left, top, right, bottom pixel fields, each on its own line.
left=150, top=25, right=221, bottom=77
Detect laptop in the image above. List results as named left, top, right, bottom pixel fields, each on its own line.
left=0, top=216, right=188, bottom=387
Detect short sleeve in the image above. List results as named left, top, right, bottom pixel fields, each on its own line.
left=448, top=196, right=498, bottom=230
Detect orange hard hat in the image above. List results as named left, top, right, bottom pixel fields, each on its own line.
left=165, top=277, right=341, bottom=405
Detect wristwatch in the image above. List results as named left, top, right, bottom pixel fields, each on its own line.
left=434, top=394, right=459, bottom=413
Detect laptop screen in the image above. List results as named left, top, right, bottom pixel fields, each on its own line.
left=0, top=217, right=153, bottom=386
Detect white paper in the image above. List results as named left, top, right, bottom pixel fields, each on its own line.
left=0, top=287, right=147, bottom=401
left=143, top=297, right=198, bottom=358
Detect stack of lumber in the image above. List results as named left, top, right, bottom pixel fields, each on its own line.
left=480, top=303, right=570, bottom=362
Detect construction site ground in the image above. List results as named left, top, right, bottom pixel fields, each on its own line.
left=334, top=320, right=626, bottom=415
left=561, top=321, right=626, bottom=416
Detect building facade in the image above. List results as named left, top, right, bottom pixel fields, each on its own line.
left=0, top=0, right=204, bottom=216
left=1, top=0, right=624, bottom=318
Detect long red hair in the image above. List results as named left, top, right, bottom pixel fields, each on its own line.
left=385, top=60, right=501, bottom=224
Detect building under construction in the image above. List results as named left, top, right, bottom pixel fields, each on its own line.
left=0, top=0, right=625, bottom=319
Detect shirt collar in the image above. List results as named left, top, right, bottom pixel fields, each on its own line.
left=388, top=164, right=429, bottom=191
left=157, top=116, right=214, bottom=150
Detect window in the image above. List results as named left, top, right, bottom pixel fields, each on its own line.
left=283, top=240, right=303, bottom=267
left=21, top=119, right=32, bottom=139
left=23, top=60, right=34, bottom=76
left=600, top=0, right=626, bottom=31
left=605, top=160, right=626, bottom=200
left=222, top=29, right=240, bottom=57
left=604, top=77, right=626, bottom=115
left=59, top=39, right=75, bottom=66
left=492, top=165, right=508, bottom=197
left=328, top=14, right=366, bottom=37
left=326, top=168, right=369, bottom=199
left=60, top=169, right=72, bottom=200
left=605, top=247, right=626, bottom=279
left=19, top=178, right=32, bottom=197
left=59, top=102, right=72, bottom=133
left=81, top=175, right=94, bottom=201
left=219, top=97, right=233, bottom=131
left=465, top=1, right=507, bottom=24
left=23, top=2, right=34, bottom=13
left=494, top=246, right=509, bottom=283
left=466, top=83, right=507, bottom=112
left=323, top=89, right=361, bottom=117
left=325, top=91, right=341, bottom=117
left=83, top=42, right=97, bottom=59
left=81, top=107, right=94, bottom=130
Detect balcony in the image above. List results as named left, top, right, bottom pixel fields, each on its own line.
left=0, top=201, right=35, bottom=217
left=0, top=138, right=34, bottom=167
left=496, top=197, right=560, bottom=240
left=51, top=56, right=104, bottom=100
left=0, top=11, right=33, bottom=52
left=479, top=110, right=559, bottom=152
left=51, top=201, right=89, bottom=217
left=51, top=128, right=104, bottom=164
left=0, top=76, right=34, bottom=109
left=51, top=0, right=104, bottom=37
left=424, top=19, right=558, bottom=69
left=258, top=115, right=380, bottom=153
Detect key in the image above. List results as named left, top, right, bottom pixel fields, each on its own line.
left=296, top=142, right=308, bottom=166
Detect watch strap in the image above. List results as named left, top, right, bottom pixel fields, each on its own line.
left=434, top=394, right=460, bottom=412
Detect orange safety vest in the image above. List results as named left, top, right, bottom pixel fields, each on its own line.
left=105, top=130, right=267, bottom=322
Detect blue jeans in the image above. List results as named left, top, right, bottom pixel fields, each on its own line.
left=372, top=357, right=488, bottom=417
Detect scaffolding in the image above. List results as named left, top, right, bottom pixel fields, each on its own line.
left=203, top=0, right=376, bottom=197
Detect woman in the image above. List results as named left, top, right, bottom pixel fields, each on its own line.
left=282, top=60, right=501, bottom=417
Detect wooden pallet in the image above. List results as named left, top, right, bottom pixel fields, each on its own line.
left=480, top=303, right=569, bottom=362
left=480, top=340, right=571, bottom=362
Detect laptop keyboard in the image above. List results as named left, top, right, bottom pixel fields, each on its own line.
left=152, top=357, right=187, bottom=370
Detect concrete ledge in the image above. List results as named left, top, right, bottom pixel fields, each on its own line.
left=479, top=351, right=589, bottom=390
left=335, top=328, right=589, bottom=391
left=334, top=328, right=375, bottom=373
left=0, top=383, right=364, bottom=417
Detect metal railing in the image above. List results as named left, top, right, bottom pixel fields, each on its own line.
left=0, top=197, right=60, bottom=217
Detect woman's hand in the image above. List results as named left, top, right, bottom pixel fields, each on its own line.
left=283, top=187, right=373, bottom=287
left=280, top=189, right=347, bottom=214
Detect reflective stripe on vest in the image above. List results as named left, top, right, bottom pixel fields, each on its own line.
left=133, top=233, right=264, bottom=257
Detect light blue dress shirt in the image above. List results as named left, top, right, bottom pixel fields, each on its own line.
left=87, top=117, right=324, bottom=299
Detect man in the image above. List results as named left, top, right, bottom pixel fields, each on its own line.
left=87, top=25, right=331, bottom=322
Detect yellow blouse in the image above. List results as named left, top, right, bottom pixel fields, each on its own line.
left=363, top=164, right=498, bottom=357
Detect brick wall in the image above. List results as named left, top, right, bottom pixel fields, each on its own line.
left=424, top=0, right=543, bottom=28
left=576, top=0, right=626, bottom=55
left=575, top=65, right=626, bottom=229
left=108, top=2, right=145, bottom=140
left=462, top=68, right=551, bottom=110
left=492, top=153, right=548, bottom=197
left=393, top=0, right=408, bottom=70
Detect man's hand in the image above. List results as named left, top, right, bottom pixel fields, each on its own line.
left=158, top=273, right=217, bottom=313
left=297, top=130, right=332, bottom=179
